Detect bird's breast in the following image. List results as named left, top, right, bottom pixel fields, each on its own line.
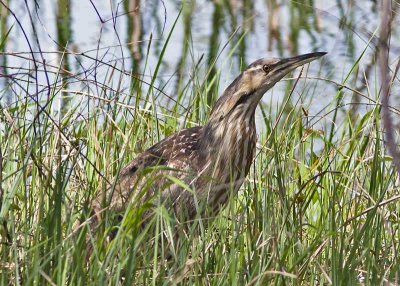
left=201, top=113, right=256, bottom=207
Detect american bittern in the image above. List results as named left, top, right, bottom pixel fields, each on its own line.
left=92, top=52, right=326, bottom=226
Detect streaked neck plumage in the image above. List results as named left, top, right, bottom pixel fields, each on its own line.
left=199, top=82, right=259, bottom=185
left=198, top=51, right=327, bottom=184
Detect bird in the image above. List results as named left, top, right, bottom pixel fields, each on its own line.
left=92, top=52, right=327, bottom=228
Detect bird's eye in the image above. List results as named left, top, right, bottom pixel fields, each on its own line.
left=263, top=64, right=272, bottom=74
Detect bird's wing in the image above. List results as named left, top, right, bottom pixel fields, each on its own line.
left=93, top=126, right=203, bottom=213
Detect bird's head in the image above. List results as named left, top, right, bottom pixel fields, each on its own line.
left=208, top=52, right=327, bottom=122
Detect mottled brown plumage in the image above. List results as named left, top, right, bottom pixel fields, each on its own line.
left=92, top=52, right=326, bottom=226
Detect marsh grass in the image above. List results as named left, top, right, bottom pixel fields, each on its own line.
left=1, top=11, right=400, bottom=286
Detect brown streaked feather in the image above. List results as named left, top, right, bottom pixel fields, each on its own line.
left=93, top=126, right=204, bottom=216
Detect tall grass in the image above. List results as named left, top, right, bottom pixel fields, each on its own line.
left=1, top=9, right=400, bottom=286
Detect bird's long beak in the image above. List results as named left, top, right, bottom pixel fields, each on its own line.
left=278, top=52, right=327, bottom=72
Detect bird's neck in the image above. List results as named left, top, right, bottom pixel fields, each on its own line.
left=200, top=103, right=257, bottom=170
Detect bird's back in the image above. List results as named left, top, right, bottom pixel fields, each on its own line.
left=93, top=126, right=205, bottom=220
